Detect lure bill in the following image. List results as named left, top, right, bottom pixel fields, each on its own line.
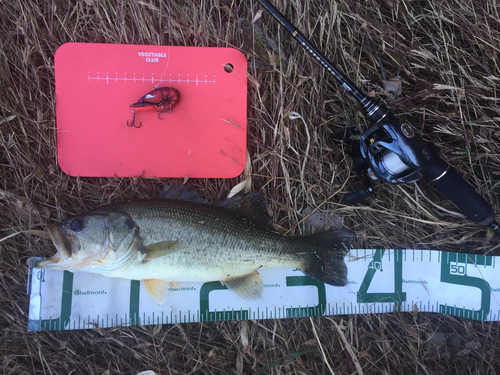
left=127, top=87, right=181, bottom=128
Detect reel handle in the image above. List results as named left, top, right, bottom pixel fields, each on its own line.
left=423, top=153, right=499, bottom=232
left=344, top=187, right=373, bottom=206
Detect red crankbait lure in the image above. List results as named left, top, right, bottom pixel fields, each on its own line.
left=127, top=87, right=181, bottom=128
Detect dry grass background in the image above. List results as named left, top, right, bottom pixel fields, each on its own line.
left=1, top=0, right=500, bottom=373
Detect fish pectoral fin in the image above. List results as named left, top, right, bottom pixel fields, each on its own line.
left=222, top=270, right=263, bottom=300
left=141, top=241, right=179, bottom=262
left=143, top=279, right=170, bottom=305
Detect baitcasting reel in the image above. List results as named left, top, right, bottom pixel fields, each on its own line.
left=341, top=102, right=499, bottom=234
left=342, top=117, right=432, bottom=206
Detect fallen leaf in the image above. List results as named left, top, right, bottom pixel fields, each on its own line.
left=227, top=152, right=252, bottom=198
left=272, top=223, right=287, bottom=234
left=240, top=321, right=250, bottom=354
left=383, top=76, right=403, bottom=97
left=405, top=326, right=419, bottom=340
left=302, top=206, right=342, bottom=230
left=251, top=9, right=263, bottom=24
left=302, top=339, right=317, bottom=346
left=426, top=332, right=447, bottom=356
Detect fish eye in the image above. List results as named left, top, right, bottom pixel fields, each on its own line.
left=70, top=218, right=85, bottom=232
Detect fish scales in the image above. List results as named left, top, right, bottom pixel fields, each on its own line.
left=116, top=200, right=308, bottom=282
left=35, top=188, right=354, bottom=302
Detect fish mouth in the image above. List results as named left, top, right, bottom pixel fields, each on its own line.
left=34, top=225, right=77, bottom=270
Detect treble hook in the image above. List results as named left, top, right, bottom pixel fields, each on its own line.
left=126, top=109, right=142, bottom=128
left=157, top=109, right=172, bottom=120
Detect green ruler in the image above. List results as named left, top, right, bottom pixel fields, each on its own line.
left=27, top=249, right=500, bottom=331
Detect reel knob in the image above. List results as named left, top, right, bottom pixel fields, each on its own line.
left=344, top=186, right=374, bottom=206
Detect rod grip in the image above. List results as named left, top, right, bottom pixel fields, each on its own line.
left=422, top=154, right=495, bottom=226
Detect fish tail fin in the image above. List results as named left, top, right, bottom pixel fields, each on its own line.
left=301, top=230, right=354, bottom=286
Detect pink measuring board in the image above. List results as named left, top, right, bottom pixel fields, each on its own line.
left=54, top=43, right=248, bottom=178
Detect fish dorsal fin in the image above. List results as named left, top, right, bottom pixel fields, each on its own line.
left=223, top=270, right=263, bottom=300
left=143, top=279, right=170, bottom=305
left=159, top=184, right=210, bottom=204
left=141, top=241, right=179, bottom=262
left=160, top=184, right=271, bottom=229
left=218, top=191, right=271, bottom=230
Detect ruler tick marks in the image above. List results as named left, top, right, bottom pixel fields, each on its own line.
left=86, top=72, right=218, bottom=86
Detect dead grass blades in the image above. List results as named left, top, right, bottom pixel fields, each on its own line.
left=1, top=0, right=499, bottom=373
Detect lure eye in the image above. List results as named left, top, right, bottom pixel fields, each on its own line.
left=70, top=218, right=85, bottom=232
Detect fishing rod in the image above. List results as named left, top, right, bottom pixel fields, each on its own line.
left=256, top=0, right=500, bottom=235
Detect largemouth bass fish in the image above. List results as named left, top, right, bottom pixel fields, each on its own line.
left=35, top=186, right=354, bottom=304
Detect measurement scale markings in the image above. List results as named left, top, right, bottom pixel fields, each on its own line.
left=87, top=72, right=216, bottom=85
left=30, top=250, right=500, bottom=330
